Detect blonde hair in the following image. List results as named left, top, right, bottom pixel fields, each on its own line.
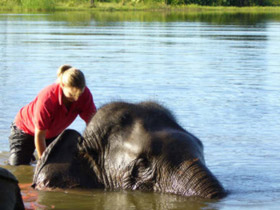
left=57, top=64, right=86, bottom=90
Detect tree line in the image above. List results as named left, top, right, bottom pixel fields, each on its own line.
left=91, top=0, right=280, bottom=6
left=176, top=0, right=279, bottom=6
left=2, top=0, right=279, bottom=10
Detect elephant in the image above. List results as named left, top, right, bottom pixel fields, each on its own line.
left=0, top=167, right=25, bottom=210
left=32, top=101, right=226, bottom=199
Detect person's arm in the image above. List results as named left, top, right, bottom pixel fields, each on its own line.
left=34, top=127, right=47, bottom=159
left=79, top=87, right=97, bottom=124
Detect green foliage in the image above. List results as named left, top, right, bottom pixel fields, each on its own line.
left=269, top=0, right=280, bottom=6
left=0, top=0, right=280, bottom=10
left=20, top=0, right=55, bottom=10
left=0, top=0, right=20, bottom=7
left=219, top=0, right=280, bottom=6
left=162, top=0, right=280, bottom=5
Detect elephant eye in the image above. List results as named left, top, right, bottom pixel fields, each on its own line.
left=131, top=157, right=149, bottom=178
left=137, top=158, right=149, bottom=168
left=130, top=157, right=155, bottom=191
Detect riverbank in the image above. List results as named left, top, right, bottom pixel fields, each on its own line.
left=58, top=3, right=280, bottom=13
left=1, top=0, right=280, bottom=13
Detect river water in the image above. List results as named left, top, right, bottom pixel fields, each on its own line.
left=0, top=11, right=280, bottom=210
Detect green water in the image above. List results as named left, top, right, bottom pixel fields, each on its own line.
left=1, top=152, right=217, bottom=210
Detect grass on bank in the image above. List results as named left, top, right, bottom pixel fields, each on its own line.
left=0, top=0, right=55, bottom=11
left=1, top=0, right=280, bottom=12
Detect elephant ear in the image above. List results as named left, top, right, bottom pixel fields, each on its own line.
left=32, top=129, right=101, bottom=190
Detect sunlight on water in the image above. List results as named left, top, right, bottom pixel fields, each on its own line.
left=1, top=11, right=280, bottom=210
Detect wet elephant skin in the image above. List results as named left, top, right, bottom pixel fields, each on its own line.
left=33, top=101, right=226, bottom=199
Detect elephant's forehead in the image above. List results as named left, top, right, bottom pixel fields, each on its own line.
left=108, top=123, right=152, bottom=163
left=119, top=128, right=198, bottom=155
left=123, top=141, right=142, bottom=154
left=109, top=121, right=202, bottom=162
left=113, top=142, right=141, bottom=166
left=107, top=142, right=140, bottom=168
left=122, top=120, right=152, bottom=147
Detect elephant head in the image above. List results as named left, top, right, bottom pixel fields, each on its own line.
left=33, top=101, right=226, bottom=199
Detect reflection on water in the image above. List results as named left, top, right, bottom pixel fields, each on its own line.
left=45, top=12, right=280, bottom=25
left=1, top=11, right=280, bottom=210
left=1, top=153, right=218, bottom=210
left=2, top=11, right=280, bottom=25
left=36, top=189, right=217, bottom=210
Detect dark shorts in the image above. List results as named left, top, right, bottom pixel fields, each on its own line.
left=8, top=123, right=57, bottom=166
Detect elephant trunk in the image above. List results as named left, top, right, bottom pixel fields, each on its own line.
left=162, top=159, right=226, bottom=199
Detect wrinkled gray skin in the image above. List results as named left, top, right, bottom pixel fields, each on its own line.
left=33, top=101, right=226, bottom=199
left=32, top=129, right=102, bottom=190
left=0, top=167, right=24, bottom=210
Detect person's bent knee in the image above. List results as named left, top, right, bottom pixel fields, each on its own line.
left=8, top=153, right=31, bottom=166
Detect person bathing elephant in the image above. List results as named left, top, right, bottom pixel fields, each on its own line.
left=32, top=101, right=226, bottom=199
left=8, top=65, right=96, bottom=165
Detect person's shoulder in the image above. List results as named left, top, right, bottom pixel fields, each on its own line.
left=83, top=86, right=92, bottom=96
left=78, top=86, right=93, bottom=103
left=39, top=83, right=58, bottom=94
left=37, top=83, right=59, bottom=102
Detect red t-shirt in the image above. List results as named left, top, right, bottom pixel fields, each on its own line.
left=15, top=83, right=96, bottom=139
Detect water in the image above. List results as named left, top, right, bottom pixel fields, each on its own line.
left=1, top=11, right=280, bottom=209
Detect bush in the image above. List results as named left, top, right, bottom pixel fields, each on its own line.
left=0, top=0, right=20, bottom=7
left=20, top=0, right=55, bottom=10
